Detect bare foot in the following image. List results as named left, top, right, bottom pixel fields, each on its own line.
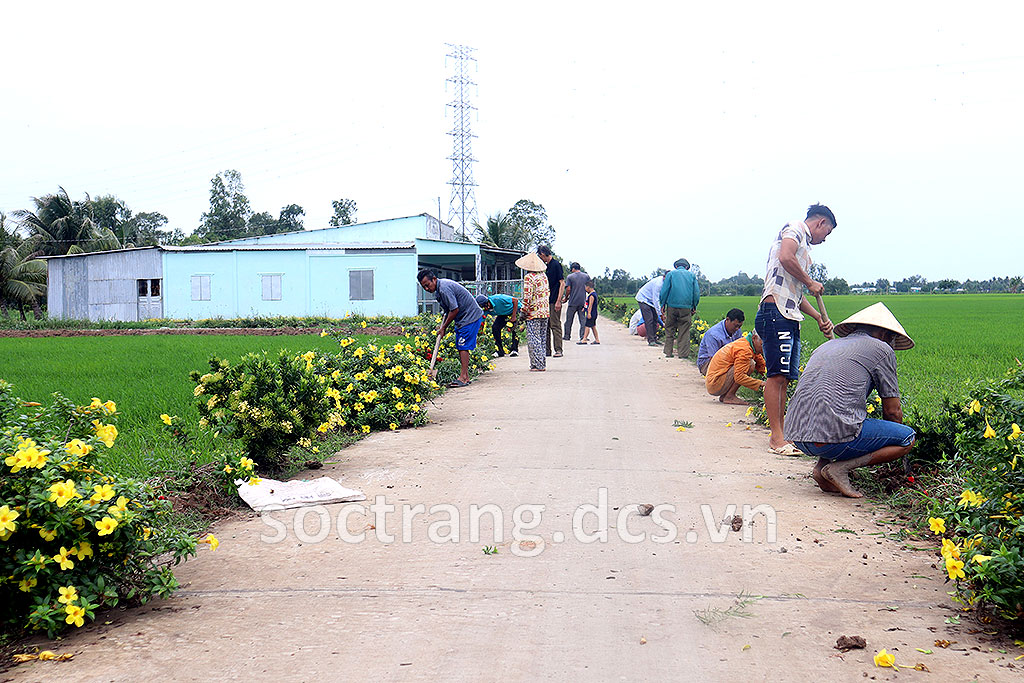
left=812, top=466, right=841, bottom=493
left=821, top=464, right=864, bottom=498
left=719, top=395, right=750, bottom=405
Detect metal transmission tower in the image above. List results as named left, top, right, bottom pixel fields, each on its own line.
left=445, top=44, right=478, bottom=238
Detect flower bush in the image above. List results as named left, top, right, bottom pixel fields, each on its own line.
left=191, top=314, right=500, bottom=472
left=0, top=381, right=198, bottom=637
left=924, top=363, right=1024, bottom=622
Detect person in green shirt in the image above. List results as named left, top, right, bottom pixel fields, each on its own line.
left=476, top=294, right=520, bottom=357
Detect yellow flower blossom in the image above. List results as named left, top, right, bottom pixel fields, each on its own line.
left=389, top=423, right=398, bottom=431
left=224, top=464, right=234, bottom=473
left=946, top=557, right=966, bottom=580
left=239, top=457, right=254, bottom=471
left=108, top=496, right=130, bottom=518
left=0, top=505, right=19, bottom=534
left=411, top=404, right=420, bottom=412
left=58, top=586, right=79, bottom=605
left=972, top=554, right=992, bottom=564
left=1009, top=423, right=1022, bottom=441
left=161, top=413, right=173, bottom=425
left=941, top=538, right=960, bottom=560
left=320, top=330, right=329, bottom=337
left=91, top=484, right=116, bottom=503
left=354, top=347, right=365, bottom=358
left=983, top=419, right=997, bottom=438
left=95, top=516, right=119, bottom=536
left=91, top=420, right=118, bottom=448
left=968, top=399, right=981, bottom=415
left=65, top=604, right=85, bottom=627
left=74, top=541, right=93, bottom=560
left=928, top=517, right=946, bottom=535
left=48, top=479, right=79, bottom=508
left=65, top=439, right=93, bottom=457
left=39, top=528, right=57, bottom=541
left=866, top=403, right=875, bottom=414
left=53, top=546, right=75, bottom=570
left=200, top=533, right=219, bottom=551
left=104, top=400, right=116, bottom=413
left=362, top=425, right=371, bottom=434
left=360, top=321, right=367, bottom=328
left=90, top=397, right=103, bottom=409
left=959, top=490, right=984, bottom=507
left=873, top=649, right=896, bottom=668
left=247, top=476, right=262, bottom=486
left=676, top=426, right=687, bottom=432
left=18, top=578, right=37, bottom=592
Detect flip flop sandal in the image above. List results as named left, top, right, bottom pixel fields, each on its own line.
left=447, top=379, right=471, bottom=388
left=768, top=444, right=802, bottom=456
left=591, top=342, right=600, bottom=345
left=576, top=341, right=588, bottom=345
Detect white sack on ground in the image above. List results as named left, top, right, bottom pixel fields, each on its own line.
left=235, top=476, right=366, bottom=512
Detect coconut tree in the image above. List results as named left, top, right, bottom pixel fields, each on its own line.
left=13, top=187, right=118, bottom=256
left=472, top=212, right=531, bottom=251
left=0, top=240, right=47, bottom=319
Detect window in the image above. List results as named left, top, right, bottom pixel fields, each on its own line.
left=349, top=269, right=374, bottom=300
left=150, top=279, right=161, bottom=297
left=191, top=275, right=211, bottom=301
left=137, top=279, right=148, bottom=297
left=262, top=274, right=282, bottom=301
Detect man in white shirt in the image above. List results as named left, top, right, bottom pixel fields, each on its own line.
left=755, top=204, right=836, bottom=455
left=634, top=275, right=664, bottom=347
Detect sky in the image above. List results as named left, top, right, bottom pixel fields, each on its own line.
left=2, top=1, right=1022, bottom=283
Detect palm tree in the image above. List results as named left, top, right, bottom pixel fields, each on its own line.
left=13, top=187, right=119, bottom=256
left=472, top=212, right=531, bottom=251
left=0, top=240, right=47, bottom=319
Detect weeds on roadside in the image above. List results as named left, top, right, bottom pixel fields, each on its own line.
left=693, top=591, right=763, bottom=627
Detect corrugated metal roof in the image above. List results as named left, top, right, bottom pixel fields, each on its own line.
left=40, top=246, right=161, bottom=260
left=163, top=242, right=415, bottom=252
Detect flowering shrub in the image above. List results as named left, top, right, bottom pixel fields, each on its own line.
left=0, top=381, right=198, bottom=637
left=925, top=363, right=1024, bottom=622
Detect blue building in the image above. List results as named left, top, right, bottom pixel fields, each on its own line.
left=43, top=214, right=524, bottom=321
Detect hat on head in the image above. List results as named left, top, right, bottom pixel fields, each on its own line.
left=673, top=258, right=690, bottom=269
left=834, top=302, right=915, bottom=350
left=475, top=295, right=490, bottom=307
left=515, top=252, right=547, bottom=272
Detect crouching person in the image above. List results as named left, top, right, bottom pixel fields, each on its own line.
left=785, top=303, right=916, bottom=498
left=705, top=332, right=766, bottom=405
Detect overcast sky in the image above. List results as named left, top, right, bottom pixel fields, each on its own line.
left=2, top=2, right=1021, bottom=283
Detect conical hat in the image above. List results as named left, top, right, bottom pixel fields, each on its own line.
left=515, top=252, right=547, bottom=272
left=834, top=302, right=914, bottom=350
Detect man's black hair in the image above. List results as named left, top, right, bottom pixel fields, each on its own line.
left=585, top=279, right=595, bottom=288
left=570, top=262, right=581, bottom=271
left=806, top=203, right=837, bottom=228
left=416, top=268, right=436, bottom=282
left=726, top=308, right=745, bottom=322
left=537, top=245, right=553, bottom=257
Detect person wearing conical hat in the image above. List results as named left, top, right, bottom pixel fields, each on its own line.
left=516, top=252, right=550, bottom=371
left=784, top=302, right=916, bottom=498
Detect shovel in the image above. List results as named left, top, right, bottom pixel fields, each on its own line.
left=427, top=330, right=443, bottom=380
left=814, top=293, right=835, bottom=340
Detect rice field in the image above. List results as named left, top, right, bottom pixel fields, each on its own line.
left=0, top=333, right=400, bottom=477
left=608, top=294, right=1024, bottom=411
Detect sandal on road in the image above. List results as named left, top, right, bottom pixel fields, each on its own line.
left=448, top=379, right=471, bottom=388
left=590, top=341, right=600, bottom=345
left=768, top=443, right=802, bottom=456
left=576, top=341, right=588, bottom=345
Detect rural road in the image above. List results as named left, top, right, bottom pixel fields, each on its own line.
left=8, top=319, right=1020, bottom=682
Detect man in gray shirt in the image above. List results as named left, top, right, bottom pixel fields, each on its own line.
left=785, top=303, right=916, bottom=498
left=562, top=262, right=589, bottom=341
left=417, top=269, right=483, bottom=387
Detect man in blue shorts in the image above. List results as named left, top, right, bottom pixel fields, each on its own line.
left=417, top=269, right=483, bottom=387
left=785, top=303, right=916, bottom=498
left=755, top=204, right=836, bottom=454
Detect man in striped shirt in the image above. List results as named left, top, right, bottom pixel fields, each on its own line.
left=785, top=303, right=916, bottom=498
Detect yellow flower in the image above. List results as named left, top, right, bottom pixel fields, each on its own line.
left=362, top=425, right=371, bottom=434
left=39, top=528, right=57, bottom=541
left=396, top=402, right=405, bottom=410
left=194, top=385, right=205, bottom=396
left=65, top=439, right=93, bottom=457
left=946, top=557, right=966, bottom=580
left=725, top=422, right=732, bottom=427
left=74, top=541, right=93, bottom=560
left=108, top=496, right=130, bottom=518
left=53, top=546, right=75, bottom=570
left=959, top=489, right=982, bottom=507
left=983, top=419, right=997, bottom=439
left=48, top=479, right=79, bottom=508
left=968, top=399, right=981, bottom=415
left=104, top=400, right=116, bottom=413
left=65, top=604, right=85, bottom=627
left=90, top=397, right=103, bottom=409
left=161, top=413, right=173, bottom=425
left=972, top=554, right=992, bottom=564
left=676, top=426, right=687, bottom=432
left=873, top=649, right=896, bottom=668
left=91, top=484, right=116, bottom=503
left=411, top=404, right=420, bottom=412
left=224, top=464, right=234, bottom=473
left=389, top=423, right=398, bottom=431
left=866, top=403, right=875, bottom=414
left=320, top=330, right=329, bottom=337
left=200, top=533, right=219, bottom=551
left=1009, top=423, right=1022, bottom=441
left=928, top=517, right=946, bottom=535
left=745, top=406, right=754, bottom=416
left=95, top=516, right=119, bottom=536
left=354, top=347, right=365, bottom=358
left=246, top=476, right=262, bottom=486
left=91, top=420, right=118, bottom=448
left=0, top=505, right=19, bottom=534
left=360, top=321, right=367, bottom=328
left=941, top=538, right=960, bottom=560
left=239, top=457, right=254, bottom=471
left=18, top=578, right=37, bottom=592
left=58, top=585, right=79, bottom=605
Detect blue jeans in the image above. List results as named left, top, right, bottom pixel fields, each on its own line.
left=755, top=302, right=801, bottom=381
left=794, top=419, right=916, bottom=461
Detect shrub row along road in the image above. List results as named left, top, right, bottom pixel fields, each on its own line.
left=11, top=319, right=1018, bottom=681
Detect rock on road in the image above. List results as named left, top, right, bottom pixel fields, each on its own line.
left=8, top=318, right=1018, bottom=682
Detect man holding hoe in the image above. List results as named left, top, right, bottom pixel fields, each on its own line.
left=417, top=269, right=483, bottom=388
left=755, top=204, right=836, bottom=455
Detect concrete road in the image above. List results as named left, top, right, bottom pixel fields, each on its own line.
left=8, top=319, right=1019, bottom=681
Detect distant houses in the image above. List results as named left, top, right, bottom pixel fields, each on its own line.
left=42, top=214, right=525, bottom=322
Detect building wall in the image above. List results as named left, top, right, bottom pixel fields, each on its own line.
left=163, top=249, right=419, bottom=319
left=45, top=249, right=162, bottom=321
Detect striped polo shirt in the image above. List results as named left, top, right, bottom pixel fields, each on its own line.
left=784, top=330, right=900, bottom=444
